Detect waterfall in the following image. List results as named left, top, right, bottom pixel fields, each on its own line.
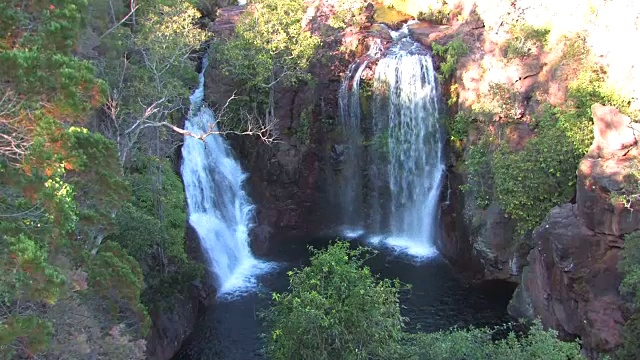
left=339, top=28, right=444, bottom=259
left=337, top=39, right=383, bottom=236
left=374, top=38, right=444, bottom=258
left=181, top=58, right=272, bottom=297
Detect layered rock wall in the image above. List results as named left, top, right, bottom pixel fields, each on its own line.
left=509, top=105, right=640, bottom=354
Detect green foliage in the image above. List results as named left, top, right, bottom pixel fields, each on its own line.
left=266, top=243, right=581, bottom=360
left=401, top=321, right=581, bottom=359
left=88, top=241, right=150, bottom=336
left=296, top=106, right=313, bottom=144
left=213, top=0, right=320, bottom=126
left=503, top=23, right=550, bottom=60
left=461, top=42, right=633, bottom=235
left=0, top=234, right=65, bottom=357
left=265, top=242, right=406, bottom=360
left=327, top=0, right=367, bottom=29
left=610, top=161, right=640, bottom=209
left=447, top=111, right=473, bottom=142
left=65, top=127, right=130, bottom=248
left=0, top=315, right=54, bottom=358
left=364, top=129, right=391, bottom=155
left=486, top=82, right=523, bottom=121
left=617, top=232, right=640, bottom=359
left=492, top=109, right=579, bottom=234
left=620, top=232, right=640, bottom=307
left=416, top=0, right=451, bottom=25
left=91, top=0, right=205, bottom=163
left=0, top=0, right=203, bottom=356
left=432, top=38, right=468, bottom=82
left=0, top=0, right=104, bottom=114
left=462, top=137, right=493, bottom=209
left=557, top=64, right=632, bottom=156
left=126, top=157, right=187, bottom=261
left=110, top=156, right=202, bottom=306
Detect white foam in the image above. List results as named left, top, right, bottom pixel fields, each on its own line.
left=339, top=227, right=366, bottom=238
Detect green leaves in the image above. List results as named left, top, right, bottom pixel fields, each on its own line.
left=503, top=24, right=550, bottom=60
left=464, top=137, right=493, bottom=209
left=212, top=0, right=320, bottom=126
left=432, top=38, right=468, bottom=82
left=265, top=242, right=406, bottom=360
left=617, top=232, right=640, bottom=358
left=88, top=241, right=150, bottom=336
left=266, top=243, right=580, bottom=359
left=492, top=116, right=579, bottom=234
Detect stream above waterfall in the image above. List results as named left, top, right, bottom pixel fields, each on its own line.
left=174, top=235, right=516, bottom=360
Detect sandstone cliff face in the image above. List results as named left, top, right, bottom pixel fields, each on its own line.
left=423, top=0, right=640, bottom=281
left=205, top=1, right=376, bottom=246
left=509, top=105, right=640, bottom=354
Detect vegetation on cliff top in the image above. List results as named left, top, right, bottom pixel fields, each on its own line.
left=211, top=0, right=321, bottom=132
left=450, top=32, right=633, bottom=236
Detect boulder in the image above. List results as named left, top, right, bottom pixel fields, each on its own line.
left=470, top=202, right=528, bottom=281
left=577, top=105, right=640, bottom=236
left=588, top=104, right=640, bottom=159
left=577, top=156, right=640, bottom=236
left=508, top=204, right=625, bottom=352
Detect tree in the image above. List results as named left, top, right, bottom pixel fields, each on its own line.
left=402, top=322, right=582, bottom=360
left=214, top=0, right=320, bottom=130
left=265, top=242, right=582, bottom=360
left=92, top=0, right=207, bottom=166
left=265, top=242, right=405, bottom=360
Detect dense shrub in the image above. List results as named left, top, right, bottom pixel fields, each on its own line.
left=265, top=242, right=405, bottom=359
left=492, top=108, right=579, bottom=234
left=503, top=24, right=550, bottom=59
left=617, top=232, right=640, bottom=359
left=432, top=38, right=468, bottom=82
left=266, top=242, right=582, bottom=360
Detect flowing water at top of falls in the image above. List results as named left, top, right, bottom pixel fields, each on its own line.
left=181, top=59, right=273, bottom=298
left=374, top=38, right=444, bottom=258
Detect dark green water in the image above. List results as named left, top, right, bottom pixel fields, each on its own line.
left=173, top=236, right=516, bottom=360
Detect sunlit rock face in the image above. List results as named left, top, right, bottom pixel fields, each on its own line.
left=509, top=105, right=639, bottom=355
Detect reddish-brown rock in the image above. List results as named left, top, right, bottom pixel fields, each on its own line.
left=510, top=104, right=639, bottom=355
left=208, top=6, right=246, bottom=38
left=577, top=105, right=640, bottom=236
left=577, top=157, right=640, bottom=237
left=589, top=103, right=640, bottom=159
left=508, top=204, right=625, bottom=352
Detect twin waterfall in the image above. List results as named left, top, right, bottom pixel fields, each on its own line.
left=181, top=26, right=443, bottom=297
left=339, top=35, right=445, bottom=258
left=181, top=59, right=271, bottom=297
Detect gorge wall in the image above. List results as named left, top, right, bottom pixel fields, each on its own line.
left=202, top=0, right=640, bottom=356
left=431, top=0, right=640, bottom=355
left=508, top=105, right=640, bottom=354
left=205, top=2, right=377, bottom=248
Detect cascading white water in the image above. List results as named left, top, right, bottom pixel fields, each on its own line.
left=373, top=38, right=444, bottom=258
left=181, top=59, right=272, bottom=297
left=337, top=39, right=383, bottom=236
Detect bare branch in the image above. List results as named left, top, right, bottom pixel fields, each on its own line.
left=100, top=4, right=140, bottom=39
left=0, top=90, right=31, bottom=166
